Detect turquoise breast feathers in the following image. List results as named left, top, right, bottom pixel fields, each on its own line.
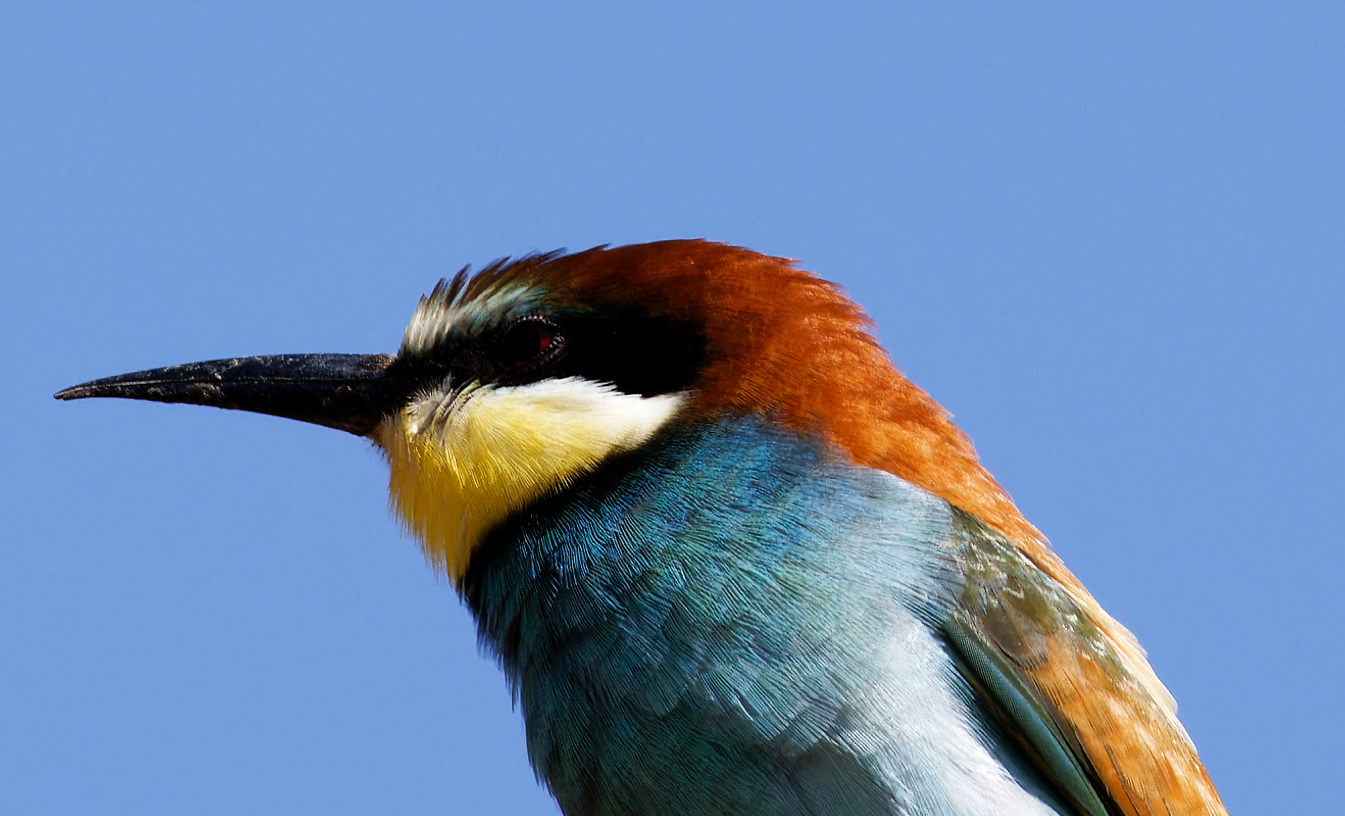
left=464, top=416, right=1070, bottom=816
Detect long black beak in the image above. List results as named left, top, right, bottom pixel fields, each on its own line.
left=55, top=354, right=402, bottom=437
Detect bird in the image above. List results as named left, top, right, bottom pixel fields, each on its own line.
left=57, top=240, right=1226, bottom=816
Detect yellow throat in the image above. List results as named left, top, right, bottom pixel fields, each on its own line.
left=375, top=377, right=687, bottom=582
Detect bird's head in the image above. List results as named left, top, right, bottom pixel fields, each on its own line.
left=57, top=240, right=1040, bottom=583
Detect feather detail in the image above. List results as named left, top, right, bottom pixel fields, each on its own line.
left=510, top=240, right=1224, bottom=816
left=949, top=511, right=1227, bottom=816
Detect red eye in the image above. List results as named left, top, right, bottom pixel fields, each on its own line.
left=500, top=321, right=560, bottom=366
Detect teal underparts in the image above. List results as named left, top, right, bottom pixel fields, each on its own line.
left=462, top=415, right=1069, bottom=816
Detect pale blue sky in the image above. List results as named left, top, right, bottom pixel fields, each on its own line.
left=4, top=4, right=1341, bottom=814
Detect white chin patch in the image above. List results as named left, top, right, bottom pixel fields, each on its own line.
left=377, top=377, right=688, bottom=580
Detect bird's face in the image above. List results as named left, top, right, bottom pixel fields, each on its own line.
left=55, top=244, right=722, bottom=582
left=372, top=259, right=706, bottom=579
left=54, top=240, right=1022, bottom=582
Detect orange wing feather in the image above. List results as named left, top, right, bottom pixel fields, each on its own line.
left=535, top=240, right=1226, bottom=816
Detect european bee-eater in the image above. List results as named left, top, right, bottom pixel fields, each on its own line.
left=57, top=240, right=1226, bottom=816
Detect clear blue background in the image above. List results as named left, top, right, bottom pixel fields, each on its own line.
left=4, top=3, right=1340, bottom=814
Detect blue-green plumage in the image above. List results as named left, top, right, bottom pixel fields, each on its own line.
left=59, top=241, right=1226, bottom=815
left=465, top=416, right=1072, bottom=816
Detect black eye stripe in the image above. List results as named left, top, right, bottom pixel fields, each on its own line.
left=534, top=315, right=707, bottom=397
left=394, top=313, right=707, bottom=399
left=497, top=320, right=564, bottom=368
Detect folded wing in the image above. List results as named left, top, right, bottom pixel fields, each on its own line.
left=943, top=511, right=1228, bottom=816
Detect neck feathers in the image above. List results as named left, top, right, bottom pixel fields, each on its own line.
left=540, top=241, right=1043, bottom=549
left=536, top=242, right=1159, bottom=680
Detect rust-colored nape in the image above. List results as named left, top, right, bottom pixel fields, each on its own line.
left=537, top=240, right=1230, bottom=816
left=539, top=240, right=1045, bottom=556
left=533, top=240, right=1223, bottom=816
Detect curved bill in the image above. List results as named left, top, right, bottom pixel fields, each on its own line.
left=55, top=353, right=401, bottom=437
